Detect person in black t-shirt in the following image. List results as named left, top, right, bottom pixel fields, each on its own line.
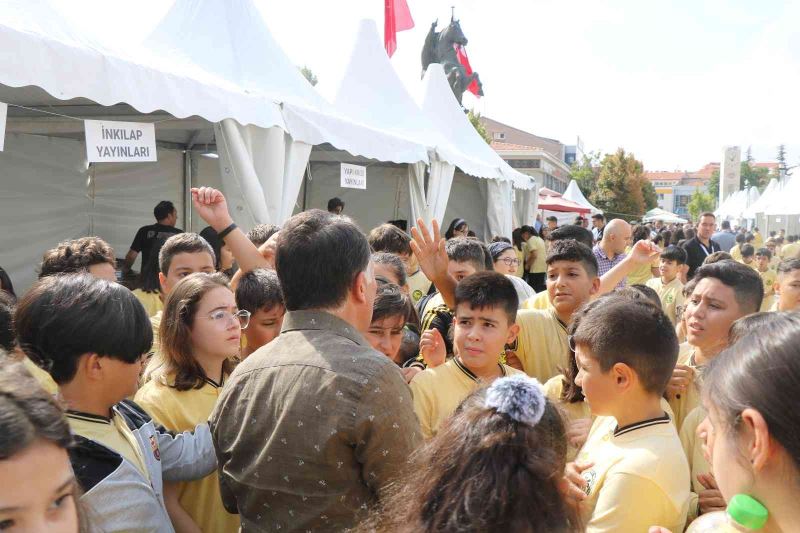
left=123, top=201, right=182, bottom=283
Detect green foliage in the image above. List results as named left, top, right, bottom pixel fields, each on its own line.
left=300, top=65, right=318, bottom=86
left=708, top=169, right=720, bottom=200
left=467, top=109, right=492, bottom=144
left=570, top=152, right=600, bottom=199
left=740, top=160, right=769, bottom=190
left=688, top=189, right=716, bottom=221
left=641, top=179, right=658, bottom=210
left=589, top=148, right=649, bottom=220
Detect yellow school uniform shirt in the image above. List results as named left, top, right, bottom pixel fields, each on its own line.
left=646, top=276, right=685, bottom=325
left=576, top=413, right=690, bottom=533
left=780, top=241, right=800, bottom=259
left=515, top=309, right=569, bottom=383
left=149, top=310, right=162, bottom=356
left=67, top=410, right=149, bottom=480
left=21, top=356, right=58, bottom=395
left=410, top=358, right=523, bottom=439
left=513, top=246, right=525, bottom=277
left=752, top=231, right=764, bottom=249
left=679, top=406, right=711, bottom=524
left=730, top=244, right=742, bottom=262
left=407, top=269, right=432, bottom=305
left=525, top=236, right=547, bottom=274
left=758, top=268, right=777, bottom=312
left=521, top=289, right=553, bottom=310
left=543, top=375, right=591, bottom=461
left=132, top=289, right=163, bottom=318
left=135, top=375, right=239, bottom=533
left=625, top=245, right=659, bottom=285
left=667, top=343, right=701, bottom=432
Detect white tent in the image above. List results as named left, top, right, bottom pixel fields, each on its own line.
left=765, top=175, right=800, bottom=216
left=562, top=180, right=601, bottom=214
left=643, top=208, right=687, bottom=224
left=417, top=65, right=535, bottom=240
left=743, top=178, right=779, bottom=219
left=144, top=0, right=432, bottom=229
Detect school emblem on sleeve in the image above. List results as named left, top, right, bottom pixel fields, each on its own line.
left=581, top=469, right=597, bottom=496
left=413, top=289, right=423, bottom=302
left=665, top=294, right=674, bottom=304
left=149, top=435, right=161, bottom=461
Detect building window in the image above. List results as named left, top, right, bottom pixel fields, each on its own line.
left=493, top=132, right=505, bottom=140
left=658, top=193, right=664, bottom=200
left=507, top=159, right=541, bottom=169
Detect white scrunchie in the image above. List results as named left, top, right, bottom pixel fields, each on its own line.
left=484, top=374, right=547, bottom=426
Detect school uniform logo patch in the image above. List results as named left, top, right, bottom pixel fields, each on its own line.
left=149, top=435, right=160, bottom=461
left=581, top=469, right=597, bottom=496
left=413, top=289, right=423, bottom=302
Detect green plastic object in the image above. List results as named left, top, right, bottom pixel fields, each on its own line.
left=726, top=494, right=769, bottom=530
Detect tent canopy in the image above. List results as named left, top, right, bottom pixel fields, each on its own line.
left=562, top=180, right=602, bottom=214
left=643, top=208, right=687, bottom=224
left=743, top=178, right=778, bottom=219
left=538, top=194, right=590, bottom=214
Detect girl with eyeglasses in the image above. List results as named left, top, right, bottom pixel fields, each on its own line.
left=488, top=242, right=521, bottom=276
left=136, top=272, right=246, bottom=533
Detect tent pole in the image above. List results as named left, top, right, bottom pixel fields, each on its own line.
left=183, top=151, right=192, bottom=231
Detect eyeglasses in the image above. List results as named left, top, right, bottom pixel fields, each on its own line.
left=203, top=309, right=251, bottom=330
left=501, top=257, right=520, bottom=266
left=567, top=335, right=576, bottom=353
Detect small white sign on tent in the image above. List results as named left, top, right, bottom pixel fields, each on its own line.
left=341, top=163, right=367, bottom=189
left=85, top=120, right=157, bottom=163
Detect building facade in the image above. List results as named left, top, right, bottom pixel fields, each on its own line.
left=480, top=116, right=572, bottom=193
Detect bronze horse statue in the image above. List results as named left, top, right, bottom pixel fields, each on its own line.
left=421, top=19, right=484, bottom=105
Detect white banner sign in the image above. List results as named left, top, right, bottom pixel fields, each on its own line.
left=85, top=120, right=157, bottom=162
left=0, top=102, right=7, bottom=152
left=341, top=163, right=367, bottom=189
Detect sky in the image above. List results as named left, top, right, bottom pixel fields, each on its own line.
left=55, top=0, right=800, bottom=171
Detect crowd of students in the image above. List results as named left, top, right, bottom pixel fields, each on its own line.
left=1, top=189, right=800, bottom=532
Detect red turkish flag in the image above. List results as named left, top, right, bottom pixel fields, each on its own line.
left=384, top=0, right=414, bottom=57
left=455, top=44, right=481, bottom=97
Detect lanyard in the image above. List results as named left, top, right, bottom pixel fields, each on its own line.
left=698, top=240, right=713, bottom=257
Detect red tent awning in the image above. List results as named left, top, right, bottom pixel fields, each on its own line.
left=538, top=195, right=591, bottom=213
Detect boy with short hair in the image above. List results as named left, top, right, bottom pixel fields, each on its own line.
left=39, top=236, right=117, bottom=281
left=369, top=223, right=431, bottom=304
left=515, top=240, right=600, bottom=383
left=646, top=246, right=687, bottom=325
left=666, top=260, right=763, bottom=431
left=15, top=273, right=217, bottom=532
left=775, top=258, right=800, bottom=311
left=568, top=295, right=690, bottom=532
left=410, top=271, right=523, bottom=439
left=419, top=237, right=487, bottom=355
left=739, top=243, right=756, bottom=267
left=148, top=232, right=216, bottom=359
left=235, top=268, right=285, bottom=358
left=755, top=247, right=777, bottom=311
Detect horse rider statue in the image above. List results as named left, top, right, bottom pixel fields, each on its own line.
left=421, top=17, right=484, bottom=106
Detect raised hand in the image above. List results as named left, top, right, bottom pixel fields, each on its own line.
left=410, top=218, right=449, bottom=284
left=419, top=328, right=446, bottom=368
left=629, top=239, right=662, bottom=265
left=191, top=187, right=233, bottom=231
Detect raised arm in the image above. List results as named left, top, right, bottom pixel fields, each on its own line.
left=410, top=218, right=456, bottom=309
left=598, top=240, right=661, bottom=295
left=191, top=187, right=269, bottom=274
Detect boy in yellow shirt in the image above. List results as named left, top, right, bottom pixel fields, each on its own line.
left=729, top=233, right=745, bottom=262
left=566, top=295, right=690, bottom=532
left=739, top=243, right=756, bottom=268
left=646, top=246, right=687, bottom=325
left=755, top=248, right=777, bottom=311
left=410, top=272, right=524, bottom=439
left=515, top=240, right=600, bottom=383
left=666, top=260, right=763, bottom=431
left=775, top=258, right=800, bottom=311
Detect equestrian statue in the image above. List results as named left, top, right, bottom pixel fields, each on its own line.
left=421, top=18, right=484, bottom=106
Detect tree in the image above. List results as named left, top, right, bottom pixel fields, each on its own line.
left=740, top=160, right=769, bottom=190
left=300, top=65, right=318, bottom=86
left=777, top=144, right=787, bottom=173
left=467, top=109, right=492, bottom=144
left=641, top=179, right=658, bottom=211
left=687, top=189, right=716, bottom=221
left=708, top=169, right=720, bottom=200
left=589, top=148, right=648, bottom=220
left=570, top=152, right=600, bottom=199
